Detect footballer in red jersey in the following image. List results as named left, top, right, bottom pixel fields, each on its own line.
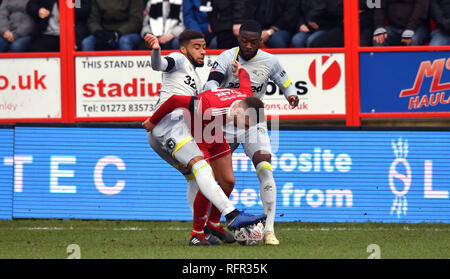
left=143, top=61, right=266, bottom=246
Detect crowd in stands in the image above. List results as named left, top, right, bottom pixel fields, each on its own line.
left=0, top=0, right=449, bottom=53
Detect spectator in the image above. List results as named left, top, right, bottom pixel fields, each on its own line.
left=373, top=0, right=430, bottom=46
left=306, top=0, right=374, bottom=47
left=26, top=0, right=60, bottom=52
left=139, top=0, right=184, bottom=50
left=247, top=0, right=299, bottom=48
left=430, top=0, right=450, bottom=45
left=308, top=0, right=344, bottom=48
left=359, top=0, right=375, bottom=46
left=0, top=0, right=34, bottom=53
left=74, top=0, right=92, bottom=51
left=82, top=0, right=143, bottom=51
left=291, top=0, right=328, bottom=48
left=183, top=0, right=216, bottom=49
left=204, top=0, right=247, bottom=49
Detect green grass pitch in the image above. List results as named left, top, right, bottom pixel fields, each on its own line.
left=0, top=219, right=448, bottom=259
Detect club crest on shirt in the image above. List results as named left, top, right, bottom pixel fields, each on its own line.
left=166, top=138, right=176, bottom=150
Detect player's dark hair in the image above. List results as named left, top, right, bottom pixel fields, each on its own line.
left=242, top=97, right=265, bottom=124
left=179, top=30, right=205, bottom=46
left=239, top=20, right=262, bottom=35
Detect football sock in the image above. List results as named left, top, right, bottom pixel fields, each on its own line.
left=207, top=187, right=233, bottom=225
left=193, top=191, right=211, bottom=232
left=192, top=160, right=235, bottom=215
left=186, top=178, right=199, bottom=214
left=256, top=161, right=276, bottom=232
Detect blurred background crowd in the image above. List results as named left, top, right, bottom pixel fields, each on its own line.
left=0, top=0, right=448, bottom=53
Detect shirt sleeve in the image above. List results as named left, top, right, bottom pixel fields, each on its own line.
left=269, top=56, right=297, bottom=100
left=238, top=68, right=253, bottom=97
left=151, top=51, right=185, bottom=72
left=203, top=50, right=235, bottom=91
left=149, top=95, right=193, bottom=125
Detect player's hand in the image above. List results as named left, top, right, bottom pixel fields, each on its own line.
left=232, top=60, right=243, bottom=77
left=39, top=8, right=50, bottom=19
left=142, top=118, right=155, bottom=132
left=144, top=33, right=160, bottom=50
left=288, top=95, right=299, bottom=109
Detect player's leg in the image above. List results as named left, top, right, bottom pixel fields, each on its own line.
left=184, top=155, right=266, bottom=231
left=253, top=151, right=279, bottom=245
left=150, top=111, right=266, bottom=236
left=242, top=122, right=279, bottom=245
left=147, top=112, right=211, bottom=245
left=204, top=152, right=236, bottom=243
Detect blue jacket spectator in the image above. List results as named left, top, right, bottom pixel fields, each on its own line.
left=183, top=0, right=216, bottom=48
left=0, top=0, right=34, bottom=52
left=430, top=0, right=450, bottom=45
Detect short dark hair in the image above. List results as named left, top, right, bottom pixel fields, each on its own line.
left=179, top=30, right=205, bottom=46
left=242, top=97, right=265, bottom=124
left=239, top=20, right=262, bottom=35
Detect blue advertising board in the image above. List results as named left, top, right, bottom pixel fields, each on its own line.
left=0, top=128, right=13, bottom=219
left=6, top=127, right=449, bottom=223
left=360, top=51, right=450, bottom=113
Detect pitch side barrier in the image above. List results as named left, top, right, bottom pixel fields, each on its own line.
left=0, top=124, right=449, bottom=223
left=1, top=0, right=450, bottom=125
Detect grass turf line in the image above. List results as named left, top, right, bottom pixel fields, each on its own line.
left=0, top=219, right=448, bottom=259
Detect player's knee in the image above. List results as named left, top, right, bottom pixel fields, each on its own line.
left=252, top=151, right=271, bottom=166
left=218, top=175, right=235, bottom=192
left=187, top=156, right=205, bottom=171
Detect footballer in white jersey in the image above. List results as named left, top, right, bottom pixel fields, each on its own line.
left=145, top=32, right=206, bottom=177
left=203, top=20, right=300, bottom=245
left=154, top=51, right=203, bottom=110
left=143, top=30, right=240, bottom=246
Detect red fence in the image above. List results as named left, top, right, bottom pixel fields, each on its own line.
left=1, top=0, right=450, bottom=126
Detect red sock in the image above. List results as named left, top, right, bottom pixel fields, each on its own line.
left=207, top=188, right=232, bottom=226
left=192, top=191, right=211, bottom=232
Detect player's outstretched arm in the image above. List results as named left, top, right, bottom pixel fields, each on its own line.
left=233, top=61, right=253, bottom=96
left=143, top=95, right=193, bottom=131
left=270, top=58, right=299, bottom=109
left=145, top=33, right=170, bottom=72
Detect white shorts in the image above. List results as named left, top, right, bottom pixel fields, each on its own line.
left=225, top=121, right=272, bottom=160
left=148, top=109, right=203, bottom=175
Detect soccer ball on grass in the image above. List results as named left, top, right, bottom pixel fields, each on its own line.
left=233, top=222, right=265, bottom=246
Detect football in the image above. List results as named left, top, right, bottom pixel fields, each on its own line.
left=234, top=222, right=265, bottom=246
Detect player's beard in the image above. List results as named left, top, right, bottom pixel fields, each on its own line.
left=239, top=48, right=258, bottom=61
left=187, top=51, right=204, bottom=68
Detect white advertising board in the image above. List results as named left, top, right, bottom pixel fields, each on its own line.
left=75, top=52, right=345, bottom=118
left=0, top=58, right=61, bottom=119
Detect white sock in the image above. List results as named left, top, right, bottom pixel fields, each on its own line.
left=186, top=178, right=199, bottom=214
left=256, top=161, right=276, bottom=233
left=192, top=160, right=235, bottom=215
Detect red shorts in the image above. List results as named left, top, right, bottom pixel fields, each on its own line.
left=197, top=140, right=231, bottom=162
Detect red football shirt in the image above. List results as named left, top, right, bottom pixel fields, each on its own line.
left=149, top=68, right=253, bottom=161
left=150, top=67, right=253, bottom=139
